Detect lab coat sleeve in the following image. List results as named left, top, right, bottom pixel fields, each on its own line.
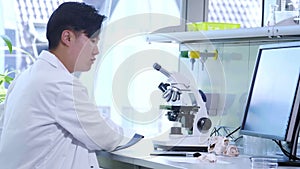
left=0, top=102, right=5, bottom=139
left=55, top=79, right=123, bottom=151
left=0, top=75, right=19, bottom=141
left=0, top=107, right=3, bottom=140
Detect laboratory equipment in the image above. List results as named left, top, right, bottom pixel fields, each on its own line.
left=265, top=4, right=278, bottom=26
left=186, top=50, right=218, bottom=71
left=240, top=41, right=300, bottom=166
left=152, top=63, right=212, bottom=152
left=264, top=0, right=300, bottom=26
left=189, top=51, right=199, bottom=70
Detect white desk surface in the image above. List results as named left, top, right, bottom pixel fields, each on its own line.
left=97, top=139, right=300, bottom=169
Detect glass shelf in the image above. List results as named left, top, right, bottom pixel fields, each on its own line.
left=146, top=25, right=300, bottom=45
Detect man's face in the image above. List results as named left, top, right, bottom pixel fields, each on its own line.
left=71, top=33, right=100, bottom=72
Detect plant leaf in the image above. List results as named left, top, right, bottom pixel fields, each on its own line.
left=4, top=76, right=13, bottom=84
left=1, top=35, right=13, bottom=54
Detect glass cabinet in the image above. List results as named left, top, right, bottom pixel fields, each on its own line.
left=147, top=25, right=300, bottom=129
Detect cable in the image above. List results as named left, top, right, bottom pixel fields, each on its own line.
left=210, top=126, right=229, bottom=137
left=210, top=126, right=220, bottom=137
left=273, top=140, right=300, bottom=161
left=210, top=126, right=241, bottom=139
left=233, top=135, right=243, bottom=142
left=226, top=126, right=241, bottom=138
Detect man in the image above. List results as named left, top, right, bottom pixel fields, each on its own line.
left=0, top=2, right=123, bottom=169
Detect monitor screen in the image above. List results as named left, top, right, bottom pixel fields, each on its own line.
left=240, top=41, right=300, bottom=142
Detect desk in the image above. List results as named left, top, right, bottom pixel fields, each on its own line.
left=96, top=139, right=299, bottom=169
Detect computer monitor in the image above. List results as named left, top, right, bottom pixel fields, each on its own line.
left=240, top=41, right=300, bottom=166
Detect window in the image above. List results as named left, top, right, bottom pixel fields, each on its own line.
left=93, top=0, right=181, bottom=138
left=208, top=0, right=263, bottom=28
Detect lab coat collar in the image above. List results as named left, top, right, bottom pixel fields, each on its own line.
left=38, top=50, right=70, bottom=73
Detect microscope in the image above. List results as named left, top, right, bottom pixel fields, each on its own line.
left=152, top=63, right=212, bottom=152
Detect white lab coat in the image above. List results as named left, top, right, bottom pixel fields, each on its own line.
left=0, top=51, right=123, bottom=169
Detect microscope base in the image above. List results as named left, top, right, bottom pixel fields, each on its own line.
left=153, top=144, right=208, bottom=152
left=152, top=135, right=208, bottom=152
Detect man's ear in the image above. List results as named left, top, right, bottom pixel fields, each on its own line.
left=61, top=30, right=74, bottom=46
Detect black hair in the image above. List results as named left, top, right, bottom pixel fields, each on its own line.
left=46, top=2, right=106, bottom=50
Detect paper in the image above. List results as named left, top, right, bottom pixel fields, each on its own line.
left=112, top=133, right=144, bottom=151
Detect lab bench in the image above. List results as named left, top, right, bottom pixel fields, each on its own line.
left=96, top=139, right=299, bottom=169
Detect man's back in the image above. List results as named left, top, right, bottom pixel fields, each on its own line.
left=0, top=51, right=123, bottom=169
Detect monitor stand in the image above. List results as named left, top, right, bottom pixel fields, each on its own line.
left=250, top=154, right=300, bottom=167
left=278, top=159, right=300, bottom=167
left=277, top=102, right=300, bottom=167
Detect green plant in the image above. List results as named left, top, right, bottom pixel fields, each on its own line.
left=0, top=35, right=14, bottom=102
left=1, top=35, right=12, bottom=53
left=0, top=35, right=35, bottom=102
left=0, top=35, right=35, bottom=62
left=0, top=70, right=14, bottom=102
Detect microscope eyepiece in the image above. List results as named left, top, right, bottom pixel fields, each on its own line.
left=153, top=63, right=161, bottom=71
left=153, top=63, right=171, bottom=77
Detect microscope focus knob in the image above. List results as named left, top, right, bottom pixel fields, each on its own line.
left=197, top=117, right=212, bottom=133
left=167, top=111, right=179, bottom=121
